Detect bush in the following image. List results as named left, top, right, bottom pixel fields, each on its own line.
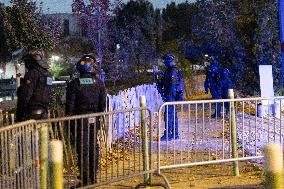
left=49, top=60, right=74, bottom=80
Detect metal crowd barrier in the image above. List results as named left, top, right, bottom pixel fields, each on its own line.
left=0, top=120, right=39, bottom=189
left=0, top=110, right=15, bottom=127
left=157, top=96, right=284, bottom=174
left=3, top=96, right=284, bottom=188
left=37, top=107, right=154, bottom=188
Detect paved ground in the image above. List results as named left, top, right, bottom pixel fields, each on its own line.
left=96, top=162, right=264, bottom=188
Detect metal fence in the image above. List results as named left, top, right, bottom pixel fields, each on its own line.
left=0, top=120, right=39, bottom=189
left=0, top=79, right=16, bottom=102
left=37, top=107, right=153, bottom=188
left=157, top=96, right=284, bottom=173
left=0, top=110, right=15, bottom=127
left=2, top=96, right=284, bottom=188
left=0, top=107, right=155, bottom=189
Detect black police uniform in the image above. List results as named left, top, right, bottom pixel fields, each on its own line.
left=65, top=72, right=106, bottom=186
left=16, top=64, right=52, bottom=121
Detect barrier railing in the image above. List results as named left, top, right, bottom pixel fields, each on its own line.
left=37, top=107, right=154, bottom=188
left=3, top=95, right=284, bottom=188
left=0, top=120, right=39, bottom=189
left=0, top=110, right=15, bottom=127
left=157, top=96, right=284, bottom=174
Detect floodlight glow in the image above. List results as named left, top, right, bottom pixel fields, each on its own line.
left=116, top=44, right=120, bottom=50
left=51, top=55, right=60, bottom=61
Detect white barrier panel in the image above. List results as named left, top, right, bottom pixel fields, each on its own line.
left=107, top=83, right=163, bottom=138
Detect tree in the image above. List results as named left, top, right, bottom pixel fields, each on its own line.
left=160, top=1, right=197, bottom=98
left=184, top=0, right=260, bottom=94
left=42, top=14, right=62, bottom=45
left=253, top=0, right=280, bottom=90
left=7, top=0, right=55, bottom=51
left=72, top=0, right=113, bottom=68
left=0, top=0, right=56, bottom=63
left=0, top=3, right=12, bottom=62
left=114, top=0, right=162, bottom=82
left=0, top=0, right=59, bottom=86
left=161, top=1, right=197, bottom=42
left=49, top=59, right=73, bottom=79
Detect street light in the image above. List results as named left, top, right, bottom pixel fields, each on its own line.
left=51, top=55, right=60, bottom=62
left=116, top=44, right=120, bottom=50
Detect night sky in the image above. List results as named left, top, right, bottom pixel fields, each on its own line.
left=2, top=0, right=194, bottom=13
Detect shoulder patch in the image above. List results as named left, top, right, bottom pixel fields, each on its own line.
left=79, top=78, right=94, bottom=85
left=47, top=77, right=53, bottom=86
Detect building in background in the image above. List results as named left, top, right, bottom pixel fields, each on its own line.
left=43, top=13, right=86, bottom=37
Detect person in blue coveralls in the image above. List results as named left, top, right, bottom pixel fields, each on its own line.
left=217, top=67, right=234, bottom=116
left=204, top=58, right=221, bottom=117
left=65, top=55, right=106, bottom=186
left=204, top=57, right=233, bottom=118
left=156, top=52, right=185, bottom=141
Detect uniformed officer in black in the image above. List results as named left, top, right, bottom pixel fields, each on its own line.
left=16, top=49, right=52, bottom=122
left=65, top=55, right=106, bottom=186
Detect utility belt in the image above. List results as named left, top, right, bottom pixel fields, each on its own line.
left=28, top=104, right=48, bottom=120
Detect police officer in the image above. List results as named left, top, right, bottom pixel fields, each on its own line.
left=204, top=58, right=221, bottom=118
left=16, top=49, right=52, bottom=122
left=65, top=55, right=106, bottom=186
left=157, top=53, right=185, bottom=141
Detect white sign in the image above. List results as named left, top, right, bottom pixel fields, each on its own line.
left=259, top=65, right=277, bottom=117
left=259, top=65, right=274, bottom=100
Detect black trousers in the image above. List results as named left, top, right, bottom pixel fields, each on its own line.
left=75, top=119, right=100, bottom=186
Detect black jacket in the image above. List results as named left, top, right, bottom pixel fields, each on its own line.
left=16, top=65, right=51, bottom=121
left=65, top=73, right=106, bottom=115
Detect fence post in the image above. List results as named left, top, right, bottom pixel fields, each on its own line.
left=40, top=124, right=49, bottom=189
left=0, top=109, right=3, bottom=127
left=11, top=114, right=15, bottom=124
left=5, top=112, right=9, bottom=125
left=264, top=143, right=283, bottom=189
left=140, top=95, right=150, bottom=184
left=35, top=127, right=40, bottom=188
left=49, top=140, right=63, bottom=189
left=228, top=89, right=240, bottom=176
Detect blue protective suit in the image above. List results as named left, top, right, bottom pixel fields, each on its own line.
left=157, top=53, right=185, bottom=141
left=217, top=68, right=234, bottom=115
left=204, top=60, right=220, bottom=97
left=204, top=60, right=221, bottom=117
left=204, top=61, right=234, bottom=117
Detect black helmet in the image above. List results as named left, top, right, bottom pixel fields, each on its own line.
left=22, top=49, right=49, bottom=69
left=76, top=55, right=99, bottom=73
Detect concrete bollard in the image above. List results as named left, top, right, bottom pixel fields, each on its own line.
left=49, top=140, right=63, bottom=189
left=140, top=95, right=150, bottom=184
left=264, top=143, right=283, bottom=189
left=228, top=89, right=240, bottom=176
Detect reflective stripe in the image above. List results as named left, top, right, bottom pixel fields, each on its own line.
left=79, top=78, right=94, bottom=85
